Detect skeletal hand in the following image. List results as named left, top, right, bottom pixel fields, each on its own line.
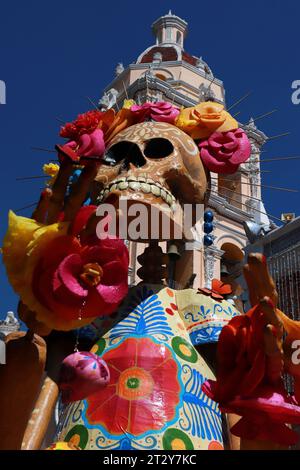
left=18, top=158, right=100, bottom=334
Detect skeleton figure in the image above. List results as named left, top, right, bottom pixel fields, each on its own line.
left=54, top=122, right=240, bottom=450
left=3, top=117, right=296, bottom=450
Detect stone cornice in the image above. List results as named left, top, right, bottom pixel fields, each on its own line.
left=241, top=123, right=268, bottom=145
left=130, top=61, right=224, bottom=86
left=259, top=216, right=300, bottom=246
left=104, top=61, right=224, bottom=94
left=152, top=14, right=188, bottom=33
left=216, top=221, right=248, bottom=241
left=209, top=193, right=254, bottom=224
left=116, top=76, right=200, bottom=108
left=205, top=245, right=225, bottom=259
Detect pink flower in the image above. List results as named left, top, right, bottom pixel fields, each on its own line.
left=131, top=101, right=180, bottom=124
left=199, top=128, right=251, bottom=174
left=59, top=351, right=110, bottom=403
left=32, top=207, right=129, bottom=322
left=58, top=129, right=105, bottom=163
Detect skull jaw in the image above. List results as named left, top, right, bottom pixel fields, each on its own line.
left=90, top=172, right=207, bottom=243
left=97, top=190, right=185, bottom=243
left=165, top=168, right=208, bottom=205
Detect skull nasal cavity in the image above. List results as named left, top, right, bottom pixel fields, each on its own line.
left=144, top=138, right=174, bottom=159
left=104, top=141, right=146, bottom=168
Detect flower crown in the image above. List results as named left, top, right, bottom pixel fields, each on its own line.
left=57, top=100, right=251, bottom=175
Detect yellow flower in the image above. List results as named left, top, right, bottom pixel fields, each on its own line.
left=2, top=210, right=66, bottom=291
left=123, top=99, right=136, bottom=109
left=43, top=163, right=60, bottom=177
left=43, top=163, right=60, bottom=187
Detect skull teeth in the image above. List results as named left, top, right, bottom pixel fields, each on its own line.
left=96, top=176, right=176, bottom=208
left=140, top=183, right=151, bottom=193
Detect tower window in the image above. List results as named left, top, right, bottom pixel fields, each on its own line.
left=176, top=31, right=182, bottom=45
left=165, top=27, right=172, bottom=41
left=155, top=73, right=166, bottom=81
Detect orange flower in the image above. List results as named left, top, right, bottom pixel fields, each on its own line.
left=104, top=108, right=136, bottom=143
left=198, top=279, right=232, bottom=301
left=175, top=101, right=238, bottom=139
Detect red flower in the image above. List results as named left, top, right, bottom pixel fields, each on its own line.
left=86, top=337, right=181, bottom=435
left=203, top=381, right=300, bottom=446
left=199, top=128, right=251, bottom=174
left=198, top=279, right=232, bottom=301
left=203, top=305, right=266, bottom=403
left=60, top=110, right=104, bottom=140
left=32, top=207, right=129, bottom=322
left=202, top=304, right=300, bottom=445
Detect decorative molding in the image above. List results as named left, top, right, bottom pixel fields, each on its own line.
left=199, top=83, right=216, bottom=101
left=204, top=246, right=224, bottom=289
left=0, top=311, right=20, bottom=336
left=209, top=193, right=254, bottom=224
left=104, top=60, right=224, bottom=95
left=215, top=232, right=247, bottom=249
left=241, top=123, right=267, bottom=146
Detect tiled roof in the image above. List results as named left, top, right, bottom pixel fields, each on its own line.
left=182, top=51, right=197, bottom=66
left=139, top=46, right=199, bottom=67
left=140, top=46, right=178, bottom=63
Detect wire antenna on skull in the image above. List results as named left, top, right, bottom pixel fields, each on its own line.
left=122, top=81, right=129, bottom=100
left=227, top=91, right=252, bottom=111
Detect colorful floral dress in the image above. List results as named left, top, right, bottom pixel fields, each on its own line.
left=55, top=285, right=239, bottom=450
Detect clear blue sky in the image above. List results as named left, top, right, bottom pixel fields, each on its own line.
left=0, top=0, right=299, bottom=319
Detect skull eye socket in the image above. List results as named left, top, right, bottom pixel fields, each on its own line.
left=103, top=141, right=139, bottom=166
left=144, top=138, right=174, bottom=159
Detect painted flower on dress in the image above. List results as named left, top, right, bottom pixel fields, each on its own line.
left=131, top=101, right=180, bottom=124
left=46, top=442, right=81, bottom=450
left=86, top=337, right=181, bottom=435
left=199, top=128, right=251, bottom=174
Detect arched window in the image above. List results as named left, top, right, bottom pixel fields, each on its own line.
left=218, top=174, right=242, bottom=209
left=155, top=73, right=166, bottom=81
left=176, top=31, right=182, bottom=45
left=165, top=27, right=172, bottom=41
